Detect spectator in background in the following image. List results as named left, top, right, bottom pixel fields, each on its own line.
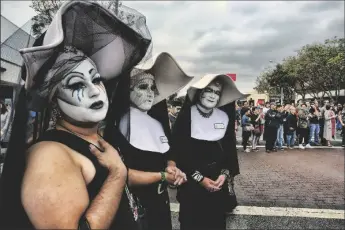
left=309, top=104, right=320, bottom=145
left=330, top=105, right=336, bottom=139
left=240, top=101, right=249, bottom=118
left=297, top=103, right=311, bottom=149
left=275, top=105, right=285, bottom=150
left=297, top=99, right=303, bottom=110
left=283, top=104, right=290, bottom=145
left=336, top=103, right=343, bottom=131
left=265, top=103, right=279, bottom=153
left=306, top=101, right=311, bottom=110
left=1, top=100, right=10, bottom=148
left=258, top=107, right=265, bottom=145
left=339, top=104, right=345, bottom=147
left=263, top=102, right=270, bottom=114
left=324, top=105, right=337, bottom=147
left=250, top=107, right=262, bottom=152
left=319, top=99, right=329, bottom=146
left=168, top=106, right=181, bottom=128
left=286, top=107, right=297, bottom=149
left=262, top=102, right=271, bottom=141
left=242, top=108, right=253, bottom=153
left=249, top=98, right=254, bottom=107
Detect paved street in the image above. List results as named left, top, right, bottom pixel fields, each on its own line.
left=169, top=148, right=345, bottom=229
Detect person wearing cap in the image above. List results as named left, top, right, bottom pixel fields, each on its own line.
left=106, top=53, right=193, bottom=230
left=171, top=74, right=244, bottom=230
left=0, top=1, right=151, bottom=229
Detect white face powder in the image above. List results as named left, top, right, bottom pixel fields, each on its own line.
left=198, top=81, right=223, bottom=109
left=56, top=59, right=109, bottom=123
left=130, top=78, right=156, bottom=112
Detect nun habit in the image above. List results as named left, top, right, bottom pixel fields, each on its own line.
left=171, top=74, right=244, bottom=230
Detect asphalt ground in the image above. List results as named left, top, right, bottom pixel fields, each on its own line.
left=169, top=147, right=344, bottom=229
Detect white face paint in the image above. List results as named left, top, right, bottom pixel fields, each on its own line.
left=130, top=78, right=156, bottom=112
left=56, top=59, right=109, bottom=123
left=198, top=82, right=223, bottom=109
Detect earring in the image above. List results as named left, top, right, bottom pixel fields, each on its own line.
left=51, top=107, right=62, bottom=129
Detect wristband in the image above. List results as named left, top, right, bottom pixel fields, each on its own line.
left=191, top=171, right=204, bottom=183
left=160, top=171, right=166, bottom=182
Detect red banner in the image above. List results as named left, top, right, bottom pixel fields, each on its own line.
left=226, top=73, right=236, bottom=81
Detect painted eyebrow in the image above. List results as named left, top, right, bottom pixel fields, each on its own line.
left=89, top=68, right=96, bottom=75
left=65, top=73, right=85, bottom=85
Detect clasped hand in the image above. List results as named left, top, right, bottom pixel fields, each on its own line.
left=201, top=175, right=226, bottom=192
left=165, top=166, right=187, bottom=186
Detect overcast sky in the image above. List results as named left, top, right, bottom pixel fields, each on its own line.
left=1, top=1, right=344, bottom=93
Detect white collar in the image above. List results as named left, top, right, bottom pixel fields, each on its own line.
left=191, top=105, right=229, bottom=141
left=119, top=107, right=170, bottom=153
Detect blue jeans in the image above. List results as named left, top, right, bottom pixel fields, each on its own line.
left=286, top=133, right=295, bottom=147
left=275, top=125, right=284, bottom=148
left=309, top=123, right=320, bottom=144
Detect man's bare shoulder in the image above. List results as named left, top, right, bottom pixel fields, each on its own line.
left=26, top=141, right=75, bottom=167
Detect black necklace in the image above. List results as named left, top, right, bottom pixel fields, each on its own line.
left=196, top=106, right=213, bottom=118
left=56, top=124, right=103, bottom=150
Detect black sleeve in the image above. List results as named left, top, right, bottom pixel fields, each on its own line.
left=219, top=102, right=240, bottom=177
left=170, top=100, right=205, bottom=183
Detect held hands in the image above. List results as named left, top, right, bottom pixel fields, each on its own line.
left=89, top=139, right=127, bottom=179
left=165, top=166, right=187, bottom=186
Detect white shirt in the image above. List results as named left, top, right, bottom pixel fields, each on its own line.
left=119, top=107, right=170, bottom=154
left=191, top=105, right=229, bottom=141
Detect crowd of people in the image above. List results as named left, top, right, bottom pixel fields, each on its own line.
left=236, top=99, right=345, bottom=152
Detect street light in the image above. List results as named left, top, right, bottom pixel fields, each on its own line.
left=268, top=60, right=284, bottom=104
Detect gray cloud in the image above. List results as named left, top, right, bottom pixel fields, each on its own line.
left=2, top=1, right=344, bottom=93
left=126, top=1, right=344, bottom=92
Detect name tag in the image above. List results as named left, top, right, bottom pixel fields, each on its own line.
left=214, top=123, right=225, bottom=129
left=160, top=136, right=168, bottom=143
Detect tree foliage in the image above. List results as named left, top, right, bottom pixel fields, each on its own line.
left=30, top=0, right=120, bottom=37
left=254, top=36, right=345, bottom=102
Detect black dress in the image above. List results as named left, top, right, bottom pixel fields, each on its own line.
left=37, top=130, right=138, bottom=230
left=115, top=131, right=173, bottom=230
left=177, top=138, right=228, bottom=230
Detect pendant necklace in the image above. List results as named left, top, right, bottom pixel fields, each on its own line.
left=196, top=106, right=213, bottom=118
left=56, top=124, right=103, bottom=150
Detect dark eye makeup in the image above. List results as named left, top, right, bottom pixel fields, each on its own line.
left=138, top=84, right=149, bottom=90
left=92, top=77, right=104, bottom=85
left=67, top=82, right=85, bottom=91
left=204, top=87, right=221, bottom=95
